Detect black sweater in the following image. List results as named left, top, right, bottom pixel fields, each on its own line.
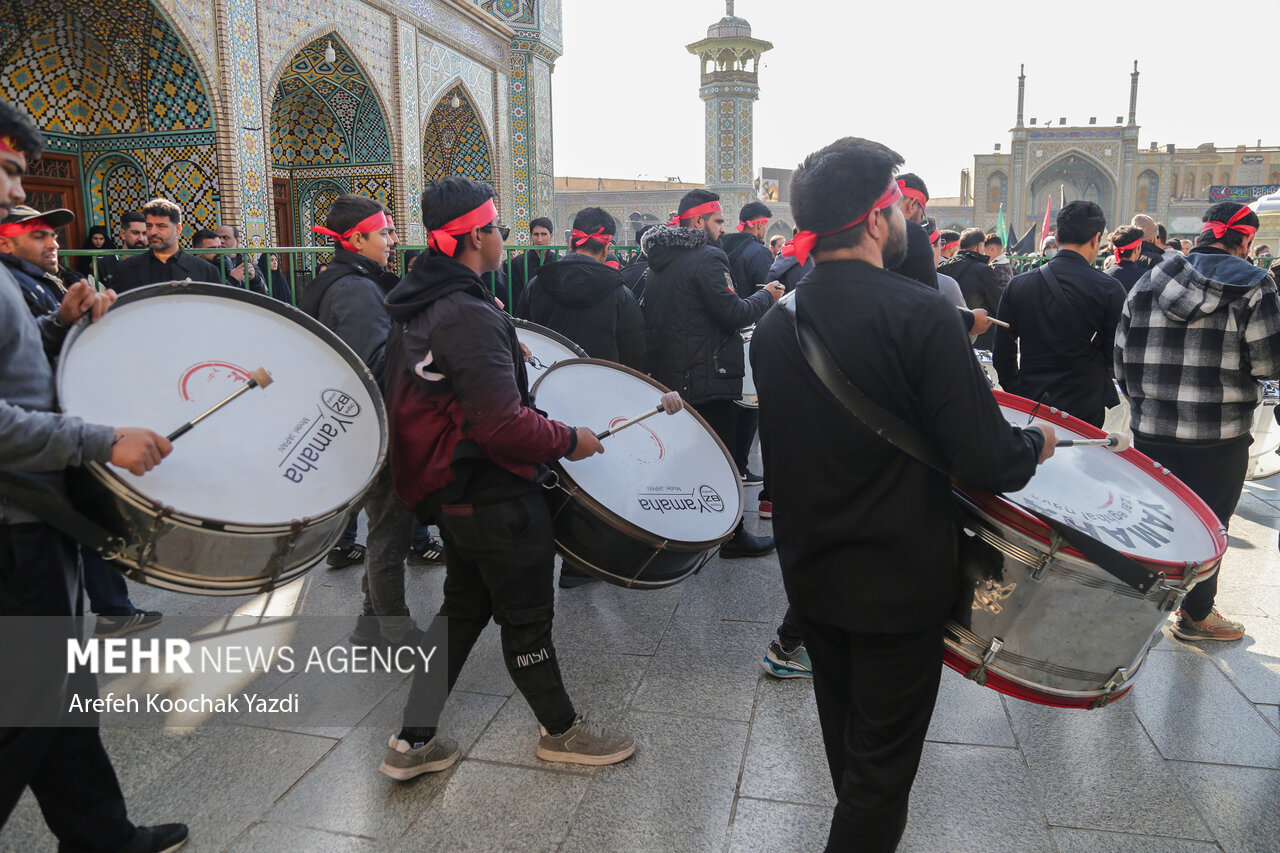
left=752, top=260, right=1043, bottom=632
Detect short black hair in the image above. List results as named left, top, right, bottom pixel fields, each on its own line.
left=1056, top=200, right=1106, bottom=245
left=420, top=177, right=496, bottom=255
left=677, top=189, right=720, bottom=220
left=939, top=229, right=960, bottom=244
left=1157, top=222, right=1167, bottom=243
left=529, top=216, right=553, bottom=233
left=191, top=228, right=219, bottom=247
left=921, top=217, right=938, bottom=239
left=0, top=99, right=44, bottom=159
left=897, top=172, right=929, bottom=201
left=634, top=224, right=652, bottom=246
left=570, top=206, right=616, bottom=251
left=790, top=137, right=903, bottom=253
left=120, top=210, right=145, bottom=228
left=324, top=194, right=383, bottom=239
left=984, top=232, right=1004, bottom=248
left=1109, top=225, right=1144, bottom=255
left=1167, top=238, right=1182, bottom=251
left=1197, top=201, right=1259, bottom=250
left=959, top=228, right=986, bottom=250
left=738, top=201, right=772, bottom=222
left=142, top=198, right=182, bottom=225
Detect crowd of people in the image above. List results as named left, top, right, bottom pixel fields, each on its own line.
left=3, top=86, right=1280, bottom=853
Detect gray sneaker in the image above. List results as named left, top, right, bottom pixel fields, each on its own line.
left=378, top=734, right=460, bottom=781
left=94, top=610, right=162, bottom=639
left=536, top=715, right=636, bottom=766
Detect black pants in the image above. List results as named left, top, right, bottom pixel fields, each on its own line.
left=0, top=523, right=135, bottom=851
left=1133, top=432, right=1251, bottom=621
left=777, top=605, right=804, bottom=650
left=695, top=399, right=754, bottom=475
left=404, top=490, right=576, bottom=734
left=795, top=612, right=943, bottom=853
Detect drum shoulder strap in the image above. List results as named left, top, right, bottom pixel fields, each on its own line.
left=1038, top=262, right=1098, bottom=344
left=778, top=292, right=1160, bottom=595
left=0, top=479, right=122, bottom=557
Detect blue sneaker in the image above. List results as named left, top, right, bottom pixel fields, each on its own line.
left=762, top=639, right=813, bottom=679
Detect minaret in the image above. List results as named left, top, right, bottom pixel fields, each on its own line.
left=686, top=2, right=773, bottom=216
left=1015, top=64, right=1025, bottom=128
left=1127, top=60, right=1139, bottom=126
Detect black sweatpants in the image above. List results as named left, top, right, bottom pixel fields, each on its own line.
left=0, top=523, right=135, bottom=851
left=694, top=399, right=752, bottom=476
left=404, top=490, right=576, bottom=735
left=795, top=612, right=943, bottom=853
left=1132, top=432, right=1251, bottom=621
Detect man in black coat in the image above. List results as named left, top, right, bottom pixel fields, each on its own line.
left=109, top=198, right=220, bottom=292
left=752, top=136, right=1055, bottom=852
left=641, top=189, right=784, bottom=556
left=1132, top=214, right=1165, bottom=270
left=517, top=207, right=645, bottom=370
left=507, top=216, right=558, bottom=308
left=621, top=225, right=651, bottom=295
left=889, top=172, right=938, bottom=290
left=719, top=201, right=774, bottom=294
left=993, top=201, right=1125, bottom=427
left=940, top=227, right=1003, bottom=349
left=1105, top=224, right=1147, bottom=292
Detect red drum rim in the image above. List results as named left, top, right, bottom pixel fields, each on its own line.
left=942, top=648, right=1133, bottom=710
left=511, top=317, right=589, bottom=359
left=56, top=281, right=389, bottom=530
left=954, top=390, right=1227, bottom=580
left=531, top=358, right=745, bottom=550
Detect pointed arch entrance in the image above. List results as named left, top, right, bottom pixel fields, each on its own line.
left=0, top=0, right=219, bottom=242
left=422, top=84, right=493, bottom=185
left=268, top=35, right=393, bottom=255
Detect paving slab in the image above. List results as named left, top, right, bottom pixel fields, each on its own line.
left=550, top=581, right=683, bottom=656
left=725, top=797, right=832, bottom=853
left=1050, top=828, right=1222, bottom=852
left=739, top=677, right=834, bottom=807
left=630, top=643, right=762, bottom=723
left=1005, top=699, right=1214, bottom=840
left=227, top=823, right=387, bottom=852
left=1197, top=612, right=1280, bottom=704
left=926, top=669, right=1017, bottom=748
left=1172, top=762, right=1280, bottom=853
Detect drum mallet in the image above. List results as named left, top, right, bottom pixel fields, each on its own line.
left=167, top=367, right=273, bottom=441
left=1055, top=433, right=1132, bottom=451
left=595, top=402, right=669, bottom=441
left=987, top=317, right=1010, bottom=329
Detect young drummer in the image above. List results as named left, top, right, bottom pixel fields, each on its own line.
left=378, top=177, right=638, bottom=778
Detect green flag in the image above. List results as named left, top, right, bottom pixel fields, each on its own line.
left=995, top=204, right=1007, bottom=247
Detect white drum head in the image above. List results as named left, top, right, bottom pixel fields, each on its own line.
left=999, top=402, right=1220, bottom=563
left=533, top=360, right=742, bottom=544
left=58, top=287, right=385, bottom=525
left=514, top=319, right=586, bottom=380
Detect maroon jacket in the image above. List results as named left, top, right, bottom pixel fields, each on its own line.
left=383, top=256, right=575, bottom=511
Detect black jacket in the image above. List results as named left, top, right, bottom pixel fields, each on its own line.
left=719, top=232, right=773, bottom=293
left=640, top=225, right=774, bottom=404
left=508, top=248, right=559, bottom=308
left=752, top=260, right=1043, bottom=632
left=219, top=254, right=268, bottom=295
left=1137, top=241, right=1165, bottom=270
left=0, top=254, right=62, bottom=315
left=993, top=250, right=1125, bottom=424
left=939, top=249, right=1003, bottom=349
left=621, top=255, right=648, bottom=295
left=890, top=220, right=939, bottom=290
left=516, top=253, right=647, bottom=370
left=767, top=254, right=813, bottom=292
left=111, top=249, right=222, bottom=293
left=1105, top=259, right=1147, bottom=293
left=298, top=248, right=394, bottom=384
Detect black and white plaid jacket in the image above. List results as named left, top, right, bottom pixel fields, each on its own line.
left=1115, top=248, right=1280, bottom=441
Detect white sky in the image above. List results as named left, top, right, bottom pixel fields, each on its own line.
left=551, top=0, right=1273, bottom=199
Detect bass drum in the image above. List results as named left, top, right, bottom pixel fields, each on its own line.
left=58, top=282, right=387, bottom=595
left=948, top=391, right=1226, bottom=709
left=512, top=318, right=587, bottom=381
left=532, top=359, right=743, bottom=588
left=1247, top=380, right=1280, bottom=480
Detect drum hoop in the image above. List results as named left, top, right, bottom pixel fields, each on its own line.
left=532, top=358, right=745, bottom=548
left=962, top=390, right=1227, bottom=572
left=55, top=281, right=389, bottom=529
left=511, top=317, right=589, bottom=359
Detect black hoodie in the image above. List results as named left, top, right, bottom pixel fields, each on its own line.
left=516, top=253, right=647, bottom=370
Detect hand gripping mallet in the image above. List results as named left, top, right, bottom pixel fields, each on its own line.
left=595, top=398, right=680, bottom=441
left=1054, top=433, right=1131, bottom=450
left=167, top=367, right=273, bottom=441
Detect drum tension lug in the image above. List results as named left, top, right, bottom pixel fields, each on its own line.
left=134, top=505, right=174, bottom=576
left=259, top=519, right=306, bottom=593
left=965, top=636, right=1004, bottom=687
left=1029, top=534, right=1064, bottom=582
left=1090, top=667, right=1129, bottom=709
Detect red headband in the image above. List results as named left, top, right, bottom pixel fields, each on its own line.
left=942, top=240, right=959, bottom=252
left=310, top=209, right=391, bottom=253
left=1113, top=237, right=1143, bottom=265
left=737, top=216, right=769, bottom=232
left=423, top=199, right=499, bottom=257
left=897, top=180, right=927, bottom=210
left=1201, top=206, right=1258, bottom=241
left=0, top=218, right=53, bottom=238
left=571, top=226, right=613, bottom=249
left=788, top=181, right=903, bottom=266
left=668, top=200, right=722, bottom=226
left=927, top=229, right=940, bottom=245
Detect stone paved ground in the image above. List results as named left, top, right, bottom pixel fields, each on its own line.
left=3, top=473, right=1279, bottom=853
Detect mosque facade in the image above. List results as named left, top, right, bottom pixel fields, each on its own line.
left=1, top=0, right=563, bottom=248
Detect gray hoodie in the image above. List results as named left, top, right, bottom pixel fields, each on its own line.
left=0, top=265, right=115, bottom=523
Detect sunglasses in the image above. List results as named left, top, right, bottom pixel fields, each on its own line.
left=480, top=224, right=511, bottom=241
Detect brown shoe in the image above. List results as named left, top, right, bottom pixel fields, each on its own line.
left=536, top=715, right=635, bottom=766
left=1172, top=608, right=1245, bottom=642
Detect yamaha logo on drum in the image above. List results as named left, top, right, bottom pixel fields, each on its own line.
left=322, top=389, right=362, bottom=418
left=636, top=484, right=726, bottom=515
